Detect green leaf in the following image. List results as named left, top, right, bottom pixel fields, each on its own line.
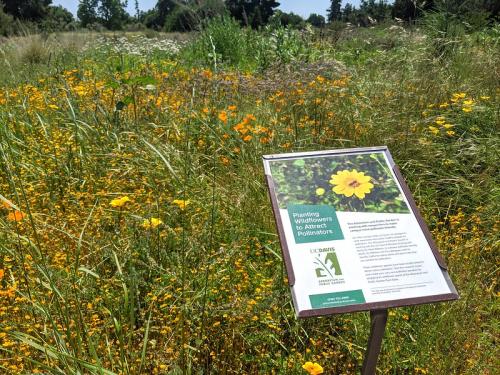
left=123, top=96, right=135, bottom=105
left=293, top=159, right=305, bottom=167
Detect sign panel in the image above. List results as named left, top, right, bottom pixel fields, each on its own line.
left=263, top=146, right=458, bottom=317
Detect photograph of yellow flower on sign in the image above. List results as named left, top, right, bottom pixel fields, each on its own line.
left=269, top=152, right=409, bottom=214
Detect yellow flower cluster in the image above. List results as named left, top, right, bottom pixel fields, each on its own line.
left=172, top=199, right=190, bottom=210
left=142, top=217, right=163, bottom=229
left=428, top=116, right=455, bottom=136
left=109, top=196, right=131, bottom=208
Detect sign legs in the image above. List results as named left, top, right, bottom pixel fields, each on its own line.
left=361, top=309, right=388, bottom=375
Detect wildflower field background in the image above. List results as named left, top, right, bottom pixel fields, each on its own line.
left=0, top=18, right=498, bottom=374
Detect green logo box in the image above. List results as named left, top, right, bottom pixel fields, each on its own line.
left=287, top=204, right=344, bottom=244
left=309, top=290, right=366, bottom=309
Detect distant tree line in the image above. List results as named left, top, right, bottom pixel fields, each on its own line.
left=0, top=0, right=76, bottom=35
left=1, top=0, right=498, bottom=36
left=328, top=0, right=499, bottom=26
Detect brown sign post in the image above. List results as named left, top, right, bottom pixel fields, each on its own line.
left=263, top=146, right=458, bottom=373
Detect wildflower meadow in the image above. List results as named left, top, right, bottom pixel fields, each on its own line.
left=0, top=17, right=498, bottom=374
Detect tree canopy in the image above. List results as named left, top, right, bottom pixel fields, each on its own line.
left=3, top=0, right=52, bottom=21
left=226, top=0, right=280, bottom=28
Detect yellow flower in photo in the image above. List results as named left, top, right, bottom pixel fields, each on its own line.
left=315, top=187, right=325, bottom=196
left=330, top=169, right=374, bottom=199
left=142, top=217, right=163, bottom=229
left=462, top=106, right=473, bottom=113
left=172, top=199, right=190, bottom=210
left=302, top=361, right=324, bottom=375
left=110, top=196, right=131, bottom=208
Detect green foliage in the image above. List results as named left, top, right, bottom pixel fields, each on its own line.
left=184, top=15, right=253, bottom=68
left=392, top=0, right=432, bottom=22
left=328, top=0, right=342, bottom=22
left=422, top=10, right=465, bottom=59
left=77, top=0, right=128, bottom=30
left=0, top=1, right=14, bottom=36
left=307, top=13, right=326, bottom=28
left=2, top=0, right=51, bottom=21
left=184, top=15, right=318, bottom=70
left=77, top=0, right=99, bottom=27
left=226, top=0, right=280, bottom=28
left=98, top=0, right=129, bottom=30
left=359, top=0, right=392, bottom=23
left=163, top=0, right=227, bottom=32
left=341, top=3, right=355, bottom=23
left=40, top=5, right=75, bottom=32
left=156, top=0, right=177, bottom=21
left=164, top=6, right=197, bottom=32
left=270, top=10, right=305, bottom=29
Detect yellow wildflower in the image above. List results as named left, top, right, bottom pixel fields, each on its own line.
left=302, top=361, right=324, bottom=375
left=330, top=170, right=374, bottom=199
left=142, top=217, right=163, bottom=229
left=428, top=126, right=439, bottom=135
left=316, top=188, right=325, bottom=196
left=462, top=107, right=472, bottom=113
left=109, top=196, right=131, bottom=208
left=172, top=199, right=190, bottom=210
left=218, top=111, right=228, bottom=124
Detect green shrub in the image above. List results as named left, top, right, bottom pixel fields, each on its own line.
left=164, top=6, right=198, bottom=32
left=184, top=15, right=254, bottom=69
left=0, top=2, right=14, bottom=36
left=422, top=11, right=465, bottom=59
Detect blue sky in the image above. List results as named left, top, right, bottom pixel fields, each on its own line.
left=53, top=1, right=362, bottom=19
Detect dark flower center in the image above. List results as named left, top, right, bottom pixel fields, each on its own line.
left=348, top=180, right=361, bottom=188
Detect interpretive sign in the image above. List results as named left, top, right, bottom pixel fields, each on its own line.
left=263, top=146, right=458, bottom=317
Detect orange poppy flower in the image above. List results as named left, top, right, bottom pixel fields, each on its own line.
left=7, top=210, right=26, bottom=222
